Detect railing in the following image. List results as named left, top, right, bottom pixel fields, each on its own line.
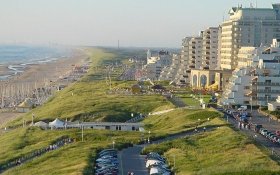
left=257, top=90, right=280, bottom=93
left=257, top=82, right=280, bottom=86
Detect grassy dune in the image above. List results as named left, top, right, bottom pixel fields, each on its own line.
left=3, top=47, right=280, bottom=174
left=1, top=127, right=141, bottom=175
left=143, top=118, right=280, bottom=175
left=8, top=47, right=173, bottom=127
left=143, top=108, right=222, bottom=136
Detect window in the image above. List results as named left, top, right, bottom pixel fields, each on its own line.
left=244, top=86, right=250, bottom=90
left=265, top=87, right=271, bottom=91
left=265, top=80, right=271, bottom=83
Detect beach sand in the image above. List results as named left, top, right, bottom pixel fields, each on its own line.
left=0, top=48, right=88, bottom=126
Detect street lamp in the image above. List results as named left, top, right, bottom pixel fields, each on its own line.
left=148, top=130, right=151, bottom=143
left=81, top=124, right=84, bottom=142
left=32, top=113, right=34, bottom=126
left=112, top=140, right=115, bottom=149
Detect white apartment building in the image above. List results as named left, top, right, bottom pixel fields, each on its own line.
left=173, top=37, right=191, bottom=85
left=159, top=54, right=181, bottom=81
left=220, top=4, right=280, bottom=70
left=221, top=39, right=280, bottom=106
left=202, top=27, right=219, bottom=70
left=173, top=36, right=203, bottom=85
left=145, top=50, right=172, bottom=80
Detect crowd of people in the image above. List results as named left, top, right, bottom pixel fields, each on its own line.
left=0, top=137, right=73, bottom=173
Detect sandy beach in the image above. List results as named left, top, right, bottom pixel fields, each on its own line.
left=0, top=48, right=88, bottom=127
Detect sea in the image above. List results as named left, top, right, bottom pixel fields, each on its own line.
left=0, top=45, right=72, bottom=80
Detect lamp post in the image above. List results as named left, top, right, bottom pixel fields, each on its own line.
left=148, top=130, right=151, bottom=143
left=81, top=124, right=84, bottom=142
left=250, top=96, right=253, bottom=113
left=113, top=140, right=115, bottom=149
left=32, top=113, right=34, bottom=126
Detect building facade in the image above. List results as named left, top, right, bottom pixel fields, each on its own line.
left=202, top=27, right=219, bottom=70
left=221, top=39, right=280, bottom=106
left=145, top=50, right=172, bottom=80
left=220, top=4, right=280, bottom=70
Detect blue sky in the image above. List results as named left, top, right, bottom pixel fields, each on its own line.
left=0, top=0, right=276, bottom=47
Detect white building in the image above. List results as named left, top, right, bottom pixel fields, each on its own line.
left=221, top=39, right=280, bottom=106
left=268, top=96, right=280, bottom=111
left=202, top=27, right=219, bottom=70
left=173, top=36, right=203, bottom=85
left=145, top=50, right=172, bottom=80
left=220, top=4, right=280, bottom=70
left=159, top=54, right=181, bottom=81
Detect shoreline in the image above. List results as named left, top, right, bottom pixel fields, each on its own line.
left=0, top=47, right=89, bottom=127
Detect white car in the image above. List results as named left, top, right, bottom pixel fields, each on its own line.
left=150, top=167, right=170, bottom=175
left=146, top=159, right=161, bottom=168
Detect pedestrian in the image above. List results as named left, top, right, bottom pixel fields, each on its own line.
left=131, top=172, right=134, bottom=175
left=203, top=127, right=206, bottom=132
left=127, top=172, right=131, bottom=175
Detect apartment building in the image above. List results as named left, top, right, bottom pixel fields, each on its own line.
left=145, top=50, right=172, bottom=80
left=173, top=36, right=203, bottom=85
left=221, top=39, right=280, bottom=106
left=158, top=54, right=181, bottom=81
left=220, top=4, right=280, bottom=70
left=202, top=27, right=219, bottom=70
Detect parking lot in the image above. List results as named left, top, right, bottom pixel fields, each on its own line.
left=95, top=149, right=119, bottom=175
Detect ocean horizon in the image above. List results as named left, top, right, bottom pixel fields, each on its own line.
left=0, top=45, right=72, bottom=80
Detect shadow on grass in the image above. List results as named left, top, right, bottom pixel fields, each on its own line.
left=148, top=123, right=228, bottom=145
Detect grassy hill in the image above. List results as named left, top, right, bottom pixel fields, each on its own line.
left=0, top=127, right=141, bottom=175
left=143, top=108, right=222, bottom=137
left=143, top=118, right=280, bottom=175
left=2, top=47, right=280, bottom=174
left=8, top=47, right=174, bottom=127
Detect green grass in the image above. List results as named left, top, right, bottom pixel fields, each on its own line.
left=8, top=47, right=173, bottom=127
left=3, top=47, right=280, bottom=175
left=143, top=118, right=280, bottom=175
left=143, top=108, right=222, bottom=136
left=0, top=127, right=141, bottom=175
left=176, top=93, right=212, bottom=107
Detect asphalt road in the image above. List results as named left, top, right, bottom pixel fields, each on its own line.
left=118, top=126, right=218, bottom=175
left=119, top=145, right=147, bottom=175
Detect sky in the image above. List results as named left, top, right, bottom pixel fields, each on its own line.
left=0, top=0, right=277, bottom=48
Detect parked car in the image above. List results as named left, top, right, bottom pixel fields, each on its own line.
left=276, top=130, right=280, bottom=136
left=96, top=149, right=119, bottom=175
left=238, top=106, right=247, bottom=111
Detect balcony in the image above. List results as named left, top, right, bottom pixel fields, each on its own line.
left=257, top=89, right=280, bottom=93
left=203, top=66, right=209, bottom=70
left=252, top=76, right=258, bottom=81
left=257, top=82, right=280, bottom=86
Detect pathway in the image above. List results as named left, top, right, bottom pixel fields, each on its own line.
left=118, top=126, right=219, bottom=175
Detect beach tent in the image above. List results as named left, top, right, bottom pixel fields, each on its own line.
left=34, top=121, right=49, bottom=129
left=49, top=118, right=64, bottom=129
left=17, top=98, right=33, bottom=113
